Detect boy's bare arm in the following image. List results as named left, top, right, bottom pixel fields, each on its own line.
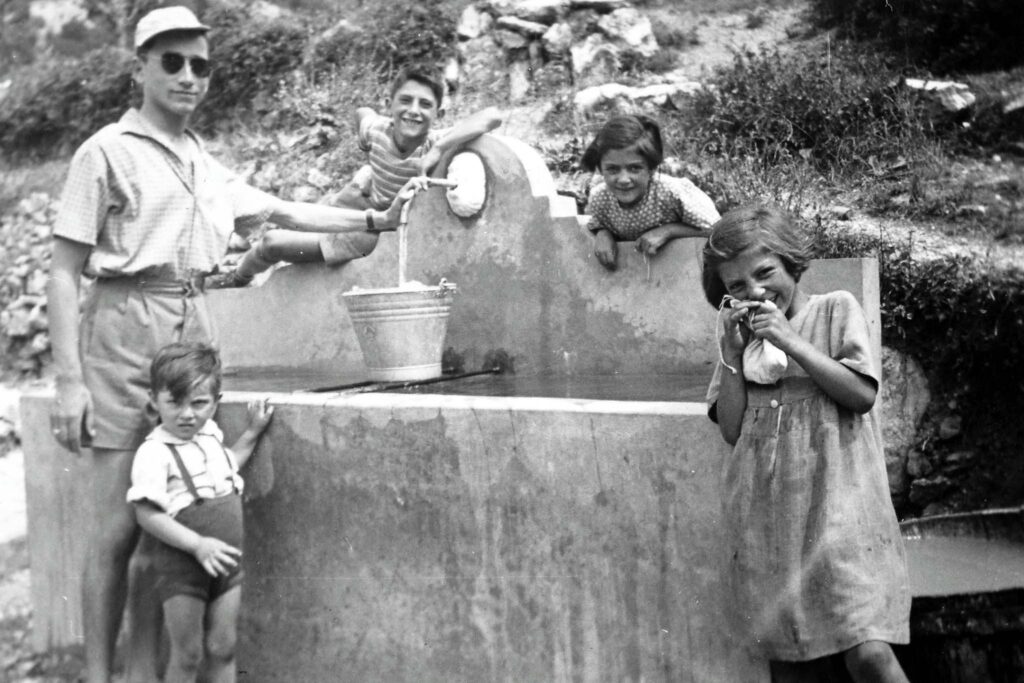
left=421, top=106, right=504, bottom=174
left=434, top=106, right=504, bottom=152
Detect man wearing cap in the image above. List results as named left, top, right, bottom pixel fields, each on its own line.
left=47, top=6, right=424, bottom=681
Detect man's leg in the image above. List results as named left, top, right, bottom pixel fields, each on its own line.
left=82, top=447, right=145, bottom=683
left=124, top=547, right=163, bottom=682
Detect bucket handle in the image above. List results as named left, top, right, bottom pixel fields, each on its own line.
left=437, top=278, right=457, bottom=295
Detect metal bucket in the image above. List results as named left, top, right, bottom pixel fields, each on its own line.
left=342, top=281, right=457, bottom=382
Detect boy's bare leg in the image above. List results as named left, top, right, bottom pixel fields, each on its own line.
left=162, top=595, right=207, bottom=683
left=204, top=586, right=242, bottom=683
left=83, top=448, right=157, bottom=683
left=228, top=231, right=326, bottom=285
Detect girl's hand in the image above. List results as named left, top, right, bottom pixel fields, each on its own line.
left=246, top=397, right=274, bottom=434
left=594, top=230, right=618, bottom=270
left=634, top=225, right=673, bottom=255
left=747, top=300, right=800, bottom=350
left=382, top=177, right=431, bottom=228
left=720, top=300, right=756, bottom=359
left=192, top=536, right=242, bottom=577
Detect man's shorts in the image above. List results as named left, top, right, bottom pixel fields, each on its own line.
left=81, top=275, right=216, bottom=450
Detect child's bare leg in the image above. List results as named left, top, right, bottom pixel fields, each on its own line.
left=203, top=586, right=242, bottom=683
left=82, top=448, right=148, bottom=683
left=162, top=594, right=207, bottom=683
left=323, top=181, right=372, bottom=210
left=230, top=231, right=326, bottom=284
left=844, top=641, right=909, bottom=683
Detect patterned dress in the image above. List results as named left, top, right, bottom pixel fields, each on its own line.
left=706, top=291, right=910, bottom=660
left=585, top=174, right=720, bottom=240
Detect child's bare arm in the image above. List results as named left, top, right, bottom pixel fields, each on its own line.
left=420, top=107, right=504, bottom=174
left=635, top=223, right=710, bottom=255
left=748, top=304, right=877, bottom=414
left=229, top=398, right=274, bottom=470
left=715, top=305, right=752, bottom=444
left=135, top=501, right=240, bottom=576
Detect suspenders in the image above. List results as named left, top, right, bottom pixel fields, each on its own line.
left=166, top=440, right=238, bottom=505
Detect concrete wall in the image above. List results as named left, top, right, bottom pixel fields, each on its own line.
left=22, top=390, right=766, bottom=681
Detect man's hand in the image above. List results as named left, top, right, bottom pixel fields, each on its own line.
left=594, top=230, right=618, bottom=270
left=382, top=176, right=432, bottom=228
left=51, top=376, right=94, bottom=454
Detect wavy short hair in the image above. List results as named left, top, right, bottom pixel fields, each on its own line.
left=150, top=342, right=222, bottom=401
left=701, top=203, right=815, bottom=308
left=581, top=115, right=664, bottom=173
left=389, top=63, right=445, bottom=106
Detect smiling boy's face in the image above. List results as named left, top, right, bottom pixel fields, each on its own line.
left=387, top=79, right=441, bottom=151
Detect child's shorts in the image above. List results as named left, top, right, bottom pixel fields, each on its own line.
left=139, top=493, right=244, bottom=604
left=318, top=165, right=378, bottom=264
left=318, top=232, right=378, bottom=264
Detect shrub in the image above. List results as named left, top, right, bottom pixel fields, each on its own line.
left=679, top=44, right=931, bottom=178
left=194, top=5, right=308, bottom=132
left=817, top=222, right=1024, bottom=511
left=810, top=0, right=1024, bottom=73
left=359, top=0, right=456, bottom=78
left=0, top=46, right=134, bottom=160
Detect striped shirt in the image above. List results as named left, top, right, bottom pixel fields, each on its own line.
left=358, top=112, right=446, bottom=210
left=586, top=174, right=720, bottom=241
left=54, top=108, right=274, bottom=279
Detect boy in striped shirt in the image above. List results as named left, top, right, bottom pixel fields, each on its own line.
left=215, top=64, right=503, bottom=286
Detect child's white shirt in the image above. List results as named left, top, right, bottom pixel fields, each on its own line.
left=127, top=420, right=243, bottom=517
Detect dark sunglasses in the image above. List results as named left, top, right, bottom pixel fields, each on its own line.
left=160, top=52, right=212, bottom=78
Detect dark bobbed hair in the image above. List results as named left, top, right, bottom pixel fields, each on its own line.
left=136, top=28, right=209, bottom=58
left=149, top=342, right=222, bottom=402
left=700, top=203, right=815, bottom=308
left=581, top=115, right=664, bottom=173
left=389, top=63, right=445, bottom=106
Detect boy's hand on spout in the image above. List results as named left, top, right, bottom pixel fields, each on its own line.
left=383, top=176, right=431, bottom=228
left=192, top=536, right=242, bottom=577
left=594, top=229, right=618, bottom=270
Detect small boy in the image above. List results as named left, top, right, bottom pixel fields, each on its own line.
left=127, top=342, right=273, bottom=682
left=213, top=64, right=504, bottom=286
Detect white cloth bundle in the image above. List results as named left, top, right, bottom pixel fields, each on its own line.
left=445, top=152, right=487, bottom=217
left=718, top=297, right=789, bottom=384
